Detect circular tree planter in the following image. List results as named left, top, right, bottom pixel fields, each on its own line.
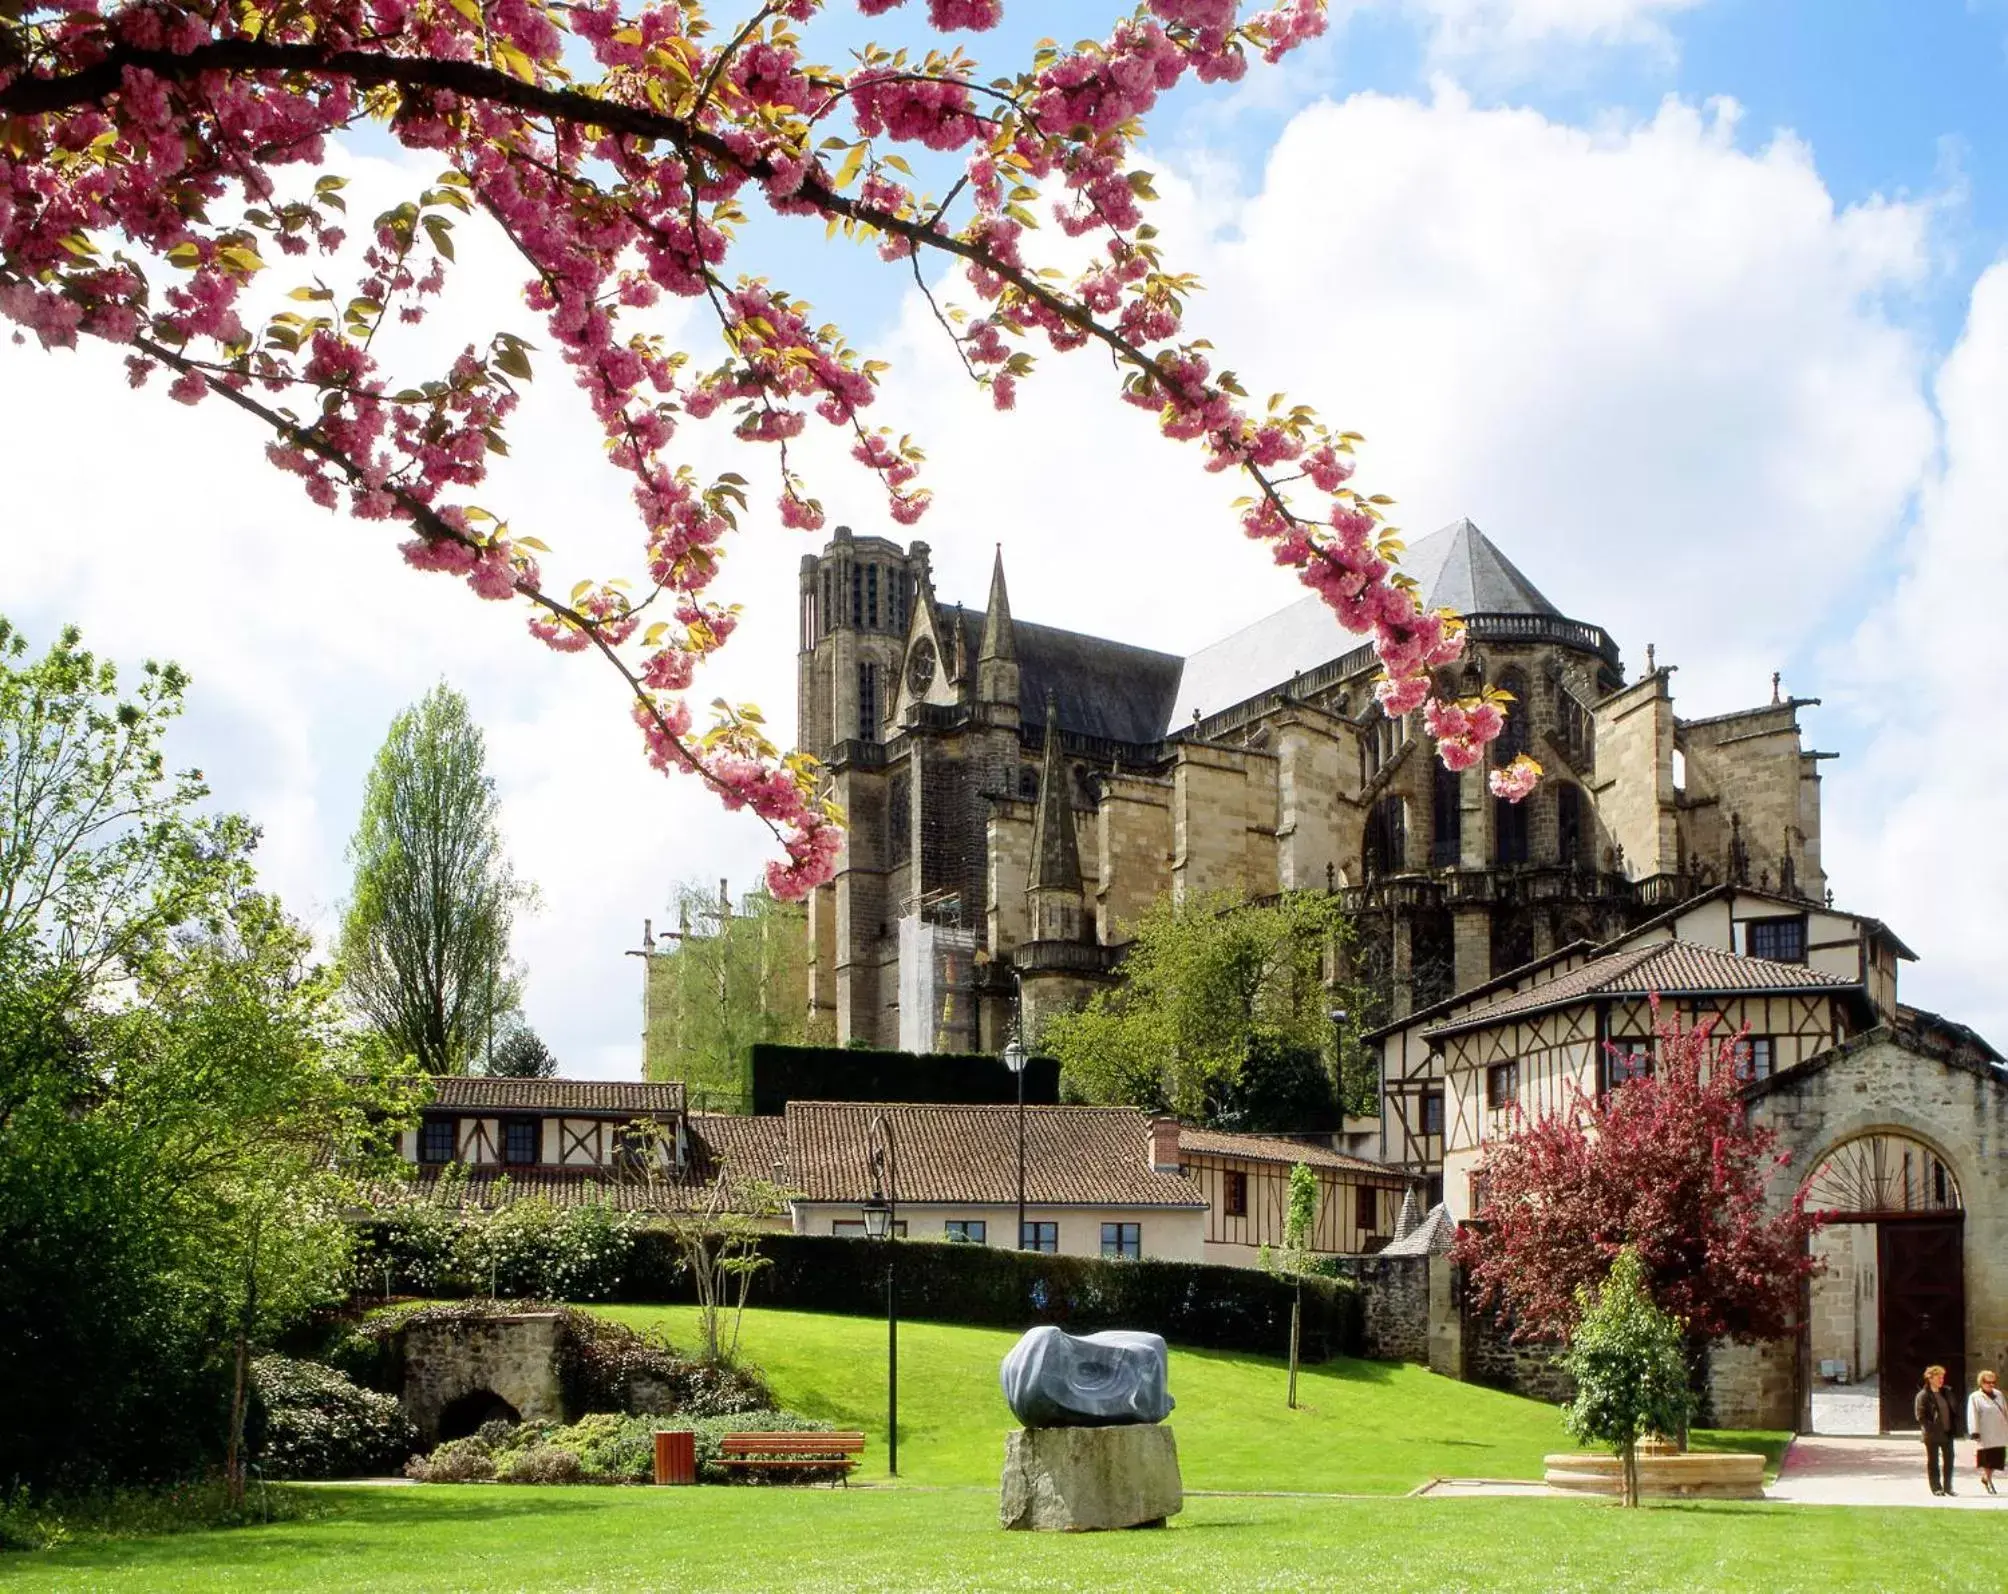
left=1543, top=1451, right=1765, bottom=1500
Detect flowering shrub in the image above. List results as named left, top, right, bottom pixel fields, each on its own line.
left=353, top=1198, right=639, bottom=1301
left=0, top=0, right=1538, bottom=904
left=494, top=1445, right=585, bottom=1485
left=248, top=1356, right=416, bottom=1480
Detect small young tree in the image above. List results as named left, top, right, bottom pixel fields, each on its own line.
left=1561, top=1249, right=1697, bottom=1508
left=657, top=1174, right=785, bottom=1367
left=1451, top=1000, right=1819, bottom=1347
left=1266, top=1160, right=1319, bottom=1410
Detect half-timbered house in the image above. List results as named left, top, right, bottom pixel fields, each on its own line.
left=1171, top=1126, right=1419, bottom=1265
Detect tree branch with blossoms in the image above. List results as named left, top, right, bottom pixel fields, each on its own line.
left=0, top=0, right=1537, bottom=900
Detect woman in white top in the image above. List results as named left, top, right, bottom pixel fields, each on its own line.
left=1968, top=1369, right=2008, bottom=1496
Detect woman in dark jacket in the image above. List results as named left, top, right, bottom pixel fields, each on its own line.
left=1916, top=1365, right=1957, bottom=1496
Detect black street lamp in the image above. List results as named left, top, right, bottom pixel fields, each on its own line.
left=860, top=1115, right=899, bottom=1478
left=1002, top=1034, right=1029, bottom=1251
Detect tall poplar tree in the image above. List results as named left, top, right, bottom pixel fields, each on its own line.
left=339, top=685, right=525, bottom=1074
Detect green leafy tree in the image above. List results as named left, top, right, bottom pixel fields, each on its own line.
left=340, top=684, right=529, bottom=1074
left=1044, top=890, right=1363, bottom=1125
left=0, top=618, right=253, bottom=990
left=643, top=878, right=806, bottom=1108
left=1560, top=1248, right=1698, bottom=1508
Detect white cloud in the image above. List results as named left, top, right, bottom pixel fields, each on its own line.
left=3, top=84, right=1976, bottom=1069
left=1404, top=0, right=1706, bottom=72
left=1823, top=262, right=2008, bottom=1046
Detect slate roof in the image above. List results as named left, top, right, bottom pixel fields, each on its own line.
left=1169, top=518, right=1561, bottom=724
left=1423, top=941, right=1855, bottom=1040
left=783, top=1102, right=1206, bottom=1208
left=947, top=608, right=1184, bottom=746
left=425, top=1077, right=685, bottom=1115
left=1174, top=1126, right=1417, bottom=1180
left=1402, top=517, right=1560, bottom=619
left=1380, top=1204, right=1457, bottom=1256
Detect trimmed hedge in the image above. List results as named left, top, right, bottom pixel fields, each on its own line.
left=748, top=1044, right=1061, bottom=1114
left=352, top=1223, right=1361, bottom=1362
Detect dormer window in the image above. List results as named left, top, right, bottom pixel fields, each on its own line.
left=503, top=1117, right=542, bottom=1167
left=420, top=1116, right=456, bottom=1165
left=1747, top=916, right=1807, bottom=964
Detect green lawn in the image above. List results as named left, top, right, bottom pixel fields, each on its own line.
left=598, top=1304, right=1768, bottom=1492
left=3, top=1486, right=2000, bottom=1593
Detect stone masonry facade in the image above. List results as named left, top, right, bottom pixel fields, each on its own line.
left=797, top=519, right=1827, bottom=1051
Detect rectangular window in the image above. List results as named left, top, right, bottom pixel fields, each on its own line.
left=1425, top=1174, right=1444, bottom=1210
left=1101, top=1222, right=1141, bottom=1260
left=1021, top=1221, right=1058, bottom=1253
left=1223, top=1170, right=1249, bottom=1218
left=503, top=1117, right=541, bottom=1166
left=1600, top=1039, right=1653, bottom=1097
left=1485, top=1061, right=1519, bottom=1111
left=1421, top=1091, right=1445, bottom=1136
left=867, top=565, right=880, bottom=629
left=1494, top=797, right=1529, bottom=866
left=1747, top=916, right=1807, bottom=964
left=419, top=1117, right=456, bottom=1165
left=944, top=1220, right=987, bottom=1244
left=850, top=565, right=863, bottom=628
left=1431, top=762, right=1462, bottom=868
left=1732, top=1036, right=1775, bottom=1082
left=834, top=1219, right=907, bottom=1238
left=1469, top=1171, right=1491, bottom=1215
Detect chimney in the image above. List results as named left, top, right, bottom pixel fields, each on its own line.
left=1148, top=1116, right=1181, bottom=1174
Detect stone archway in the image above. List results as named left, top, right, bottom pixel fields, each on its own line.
left=1799, top=1130, right=1965, bottom=1436
left=402, top=1312, right=567, bottom=1445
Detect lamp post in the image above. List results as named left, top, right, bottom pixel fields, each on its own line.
left=860, top=1115, right=899, bottom=1478
left=1328, top=1005, right=1350, bottom=1121
left=1003, top=1034, right=1029, bottom=1251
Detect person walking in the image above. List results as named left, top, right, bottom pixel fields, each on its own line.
left=1967, top=1369, right=2007, bottom=1496
left=1916, top=1365, right=1957, bottom=1496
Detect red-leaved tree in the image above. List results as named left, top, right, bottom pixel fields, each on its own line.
left=0, top=0, right=1543, bottom=899
left=1450, top=999, right=1820, bottom=1345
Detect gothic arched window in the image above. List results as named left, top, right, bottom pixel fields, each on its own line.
left=1432, top=760, right=1463, bottom=868
left=1363, top=795, right=1406, bottom=879
left=1495, top=668, right=1532, bottom=765
left=1557, top=783, right=1584, bottom=867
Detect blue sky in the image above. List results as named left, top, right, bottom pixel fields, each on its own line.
left=4, top=0, right=2005, bottom=1072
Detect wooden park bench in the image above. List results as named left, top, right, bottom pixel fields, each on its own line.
left=718, top=1430, right=866, bottom=1484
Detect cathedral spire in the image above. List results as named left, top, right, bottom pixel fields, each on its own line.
left=1029, top=691, right=1083, bottom=901
left=975, top=544, right=1021, bottom=713
left=979, top=544, right=1015, bottom=663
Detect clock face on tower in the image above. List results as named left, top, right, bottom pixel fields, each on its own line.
left=907, top=637, right=937, bottom=695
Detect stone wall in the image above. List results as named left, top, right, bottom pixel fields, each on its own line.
left=1747, top=1029, right=2008, bottom=1411
left=1463, top=1302, right=1573, bottom=1405
left=1703, top=1337, right=1796, bottom=1432
left=1325, top=1254, right=1429, bottom=1364
left=402, top=1312, right=567, bottom=1445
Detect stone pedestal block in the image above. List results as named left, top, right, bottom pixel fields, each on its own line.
left=999, top=1425, right=1182, bottom=1532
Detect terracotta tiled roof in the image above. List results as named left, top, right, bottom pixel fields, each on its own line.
left=375, top=1165, right=726, bottom=1213
left=783, top=1102, right=1205, bottom=1208
left=1173, top=1126, right=1416, bottom=1180
left=687, top=1114, right=790, bottom=1186
left=1424, top=940, right=1853, bottom=1040
left=426, top=1076, right=685, bottom=1115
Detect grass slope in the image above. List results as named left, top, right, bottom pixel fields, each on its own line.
left=597, top=1305, right=1778, bottom=1491
left=4, top=1487, right=2000, bottom=1593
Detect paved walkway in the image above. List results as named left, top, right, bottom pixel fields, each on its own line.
left=1808, top=1375, right=1880, bottom=1435
left=1768, top=1435, right=2007, bottom=1508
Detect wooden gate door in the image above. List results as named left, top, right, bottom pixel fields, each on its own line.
left=1879, top=1217, right=1966, bottom=1434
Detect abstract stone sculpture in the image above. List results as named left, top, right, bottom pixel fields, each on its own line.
left=999, top=1326, right=1173, bottom=1428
